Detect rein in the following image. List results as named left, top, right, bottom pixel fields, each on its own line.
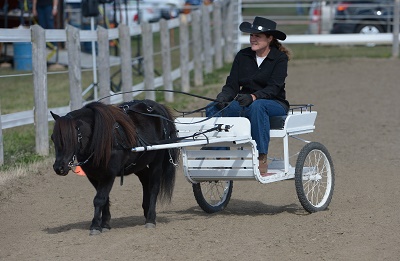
left=98, top=89, right=216, bottom=104
left=99, top=89, right=219, bottom=117
left=121, top=100, right=234, bottom=125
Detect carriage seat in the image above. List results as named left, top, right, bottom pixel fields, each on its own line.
left=269, top=115, right=287, bottom=130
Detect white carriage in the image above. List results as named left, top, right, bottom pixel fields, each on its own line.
left=132, top=105, right=335, bottom=214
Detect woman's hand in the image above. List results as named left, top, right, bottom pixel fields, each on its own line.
left=236, top=94, right=254, bottom=106
left=215, top=93, right=230, bottom=110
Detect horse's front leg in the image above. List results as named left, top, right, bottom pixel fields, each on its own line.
left=89, top=177, right=115, bottom=235
left=138, top=167, right=161, bottom=228
left=100, top=197, right=111, bottom=231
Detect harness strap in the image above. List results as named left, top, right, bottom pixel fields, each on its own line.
left=120, top=168, right=124, bottom=186
left=113, top=122, right=133, bottom=150
left=112, top=122, right=148, bottom=186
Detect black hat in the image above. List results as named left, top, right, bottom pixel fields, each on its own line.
left=239, top=17, right=286, bottom=41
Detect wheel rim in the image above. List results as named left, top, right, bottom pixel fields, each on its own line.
left=170, top=9, right=178, bottom=17
left=359, top=26, right=380, bottom=34
left=301, top=149, right=333, bottom=208
left=200, top=181, right=231, bottom=207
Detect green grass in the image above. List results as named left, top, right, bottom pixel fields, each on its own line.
left=0, top=69, right=95, bottom=114
left=1, top=125, right=48, bottom=170
left=289, top=44, right=393, bottom=59
left=242, top=2, right=310, bottom=35
left=242, top=2, right=300, bottom=17
left=239, top=41, right=394, bottom=60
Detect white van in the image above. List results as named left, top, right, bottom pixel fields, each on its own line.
left=308, top=1, right=337, bottom=34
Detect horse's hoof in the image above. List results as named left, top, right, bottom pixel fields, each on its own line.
left=89, top=229, right=102, bottom=236
left=102, top=227, right=111, bottom=233
left=144, top=223, right=156, bottom=229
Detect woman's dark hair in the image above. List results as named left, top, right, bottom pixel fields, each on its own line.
left=267, top=35, right=292, bottom=60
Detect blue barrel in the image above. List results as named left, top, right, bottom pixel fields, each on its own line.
left=13, top=42, right=32, bottom=71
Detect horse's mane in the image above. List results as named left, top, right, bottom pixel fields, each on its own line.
left=84, top=102, right=137, bottom=167
left=52, top=114, right=79, bottom=158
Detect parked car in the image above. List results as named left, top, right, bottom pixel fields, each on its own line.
left=330, top=0, right=395, bottom=34
left=308, top=1, right=337, bottom=34
left=107, top=1, right=160, bottom=25
left=64, top=0, right=182, bottom=28
left=146, top=0, right=185, bottom=19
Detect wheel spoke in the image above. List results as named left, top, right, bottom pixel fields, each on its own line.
left=301, top=147, right=333, bottom=207
left=203, top=181, right=229, bottom=206
left=193, top=180, right=233, bottom=213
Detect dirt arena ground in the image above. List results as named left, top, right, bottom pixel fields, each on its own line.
left=1, top=58, right=399, bottom=260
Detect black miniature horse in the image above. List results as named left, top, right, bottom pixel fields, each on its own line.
left=51, top=100, right=179, bottom=235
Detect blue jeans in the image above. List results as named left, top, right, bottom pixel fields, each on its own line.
left=206, top=100, right=287, bottom=154
left=37, top=5, right=54, bottom=29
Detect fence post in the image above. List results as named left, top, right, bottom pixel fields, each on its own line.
left=141, top=21, right=155, bottom=100
left=223, top=0, right=235, bottom=63
left=202, top=4, right=213, bottom=73
left=31, top=25, right=49, bottom=156
left=392, top=0, right=399, bottom=58
left=0, top=101, right=3, bottom=166
left=66, top=25, right=83, bottom=110
left=160, top=19, right=174, bottom=102
left=119, top=24, right=133, bottom=102
left=179, top=15, right=190, bottom=92
left=97, top=26, right=111, bottom=104
left=213, top=2, right=223, bottom=69
left=191, top=10, right=203, bottom=87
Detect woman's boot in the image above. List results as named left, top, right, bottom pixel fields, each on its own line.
left=258, top=153, right=268, bottom=176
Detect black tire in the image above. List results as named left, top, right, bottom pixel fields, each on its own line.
left=192, top=180, right=233, bottom=213
left=161, top=6, right=180, bottom=19
left=295, top=142, right=334, bottom=213
left=355, top=23, right=384, bottom=34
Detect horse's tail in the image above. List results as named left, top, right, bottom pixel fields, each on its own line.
left=156, top=103, right=179, bottom=203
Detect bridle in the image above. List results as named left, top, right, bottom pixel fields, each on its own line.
left=68, top=153, right=94, bottom=169
left=65, top=124, right=94, bottom=171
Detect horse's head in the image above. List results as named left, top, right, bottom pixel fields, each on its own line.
left=51, top=111, right=83, bottom=176
left=51, top=102, right=140, bottom=177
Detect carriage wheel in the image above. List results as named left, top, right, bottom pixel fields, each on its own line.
left=192, top=180, right=233, bottom=213
left=295, top=142, right=334, bottom=213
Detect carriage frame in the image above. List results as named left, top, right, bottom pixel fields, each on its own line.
left=131, top=105, right=335, bottom=214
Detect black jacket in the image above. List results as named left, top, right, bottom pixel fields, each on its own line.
left=217, top=46, right=289, bottom=111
